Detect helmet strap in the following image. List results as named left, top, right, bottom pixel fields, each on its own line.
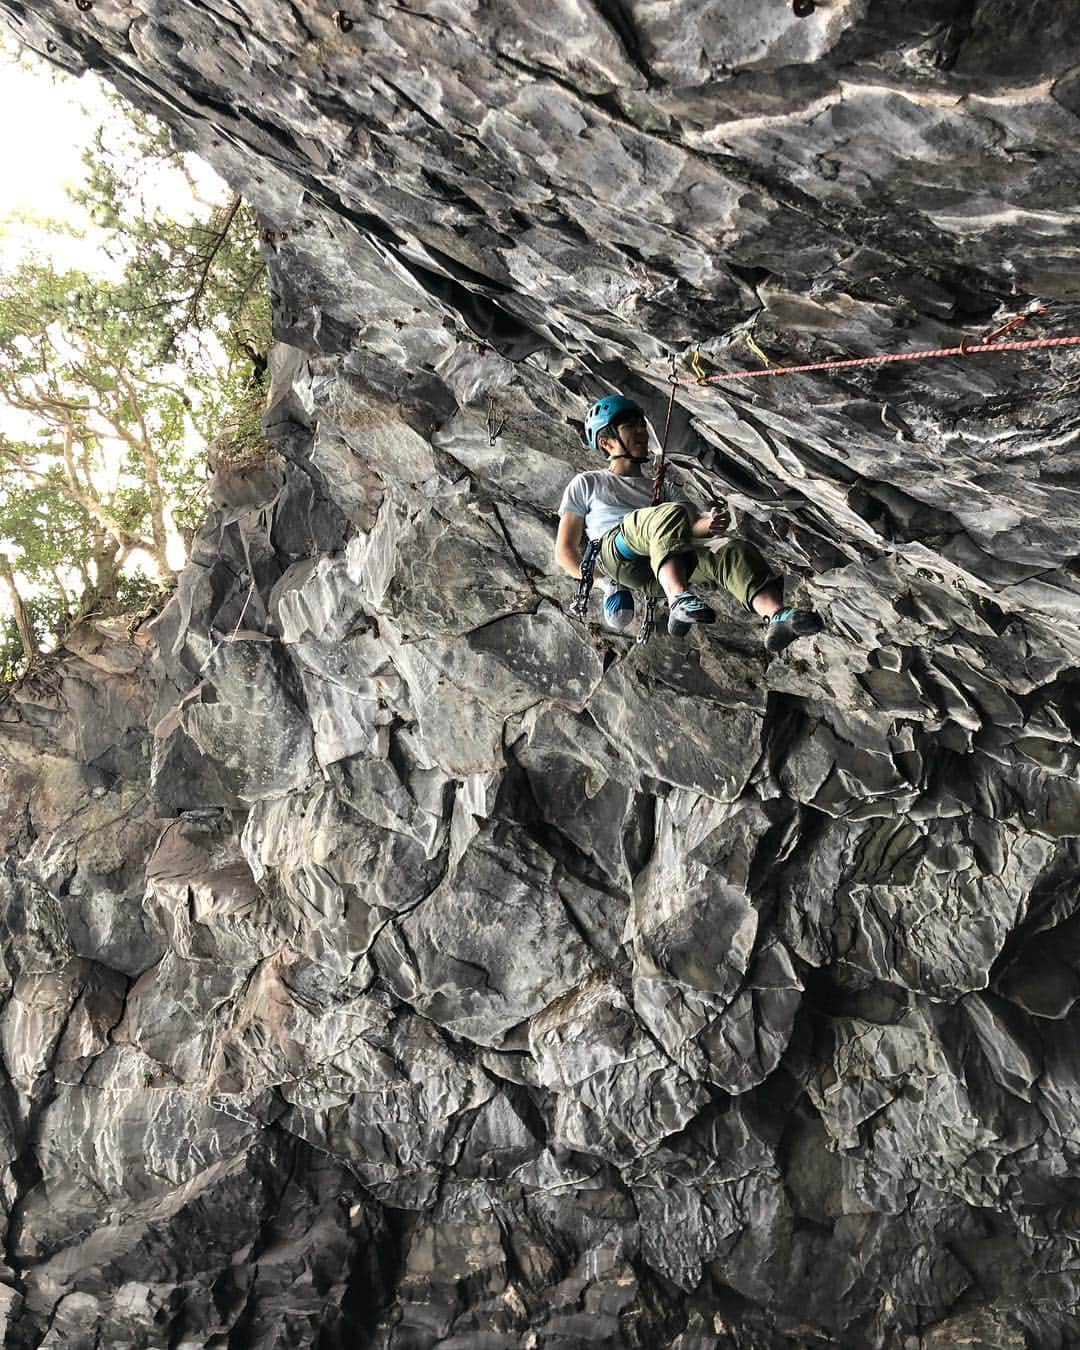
left=602, top=423, right=646, bottom=462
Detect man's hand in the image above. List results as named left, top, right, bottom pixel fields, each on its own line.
left=690, top=504, right=730, bottom=538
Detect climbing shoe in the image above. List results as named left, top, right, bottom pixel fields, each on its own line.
left=602, top=584, right=635, bottom=632
left=764, top=606, right=823, bottom=655
left=667, top=591, right=715, bottom=636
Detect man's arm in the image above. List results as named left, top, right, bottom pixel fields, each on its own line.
left=665, top=484, right=729, bottom=539
left=555, top=512, right=587, bottom=577
left=687, top=503, right=730, bottom=537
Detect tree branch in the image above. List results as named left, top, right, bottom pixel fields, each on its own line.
left=159, top=193, right=243, bottom=361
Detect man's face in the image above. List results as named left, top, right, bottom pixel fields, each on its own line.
left=605, top=414, right=650, bottom=458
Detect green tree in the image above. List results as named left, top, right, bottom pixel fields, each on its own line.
left=0, top=84, right=272, bottom=681
left=72, top=97, right=271, bottom=384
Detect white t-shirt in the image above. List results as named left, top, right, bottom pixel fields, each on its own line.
left=559, top=470, right=686, bottom=541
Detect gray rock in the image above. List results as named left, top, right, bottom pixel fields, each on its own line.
left=374, top=820, right=600, bottom=1046
left=529, top=973, right=707, bottom=1163
left=2, top=0, right=1080, bottom=1343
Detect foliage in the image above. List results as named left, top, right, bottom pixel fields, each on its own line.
left=0, top=77, right=272, bottom=684
left=71, top=95, right=271, bottom=379
left=115, top=569, right=164, bottom=614
left=206, top=382, right=276, bottom=472
left=0, top=259, right=191, bottom=614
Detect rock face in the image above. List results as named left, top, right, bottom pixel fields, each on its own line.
left=1, top=1, right=1080, bottom=1345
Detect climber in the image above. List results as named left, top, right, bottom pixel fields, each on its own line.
left=556, top=393, right=823, bottom=651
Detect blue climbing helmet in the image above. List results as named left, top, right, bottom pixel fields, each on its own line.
left=584, top=394, right=645, bottom=450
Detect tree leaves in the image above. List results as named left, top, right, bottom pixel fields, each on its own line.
left=0, top=88, right=271, bottom=682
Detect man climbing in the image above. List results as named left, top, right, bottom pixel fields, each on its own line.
left=556, top=393, right=823, bottom=652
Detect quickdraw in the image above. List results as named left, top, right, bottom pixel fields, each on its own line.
left=638, top=595, right=658, bottom=646
left=570, top=538, right=602, bottom=621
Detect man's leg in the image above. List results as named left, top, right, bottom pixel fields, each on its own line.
left=597, top=527, right=657, bottom=633
left=691, top=539, right=778, bottom=612
left=619, top=504, right=691, bottom=577
left=619, top=505, right=716, bottom=631
left=614, top=509, right=822, bottom=648
left=750, top=584, right=783, bottom=618
left=693, top=541, right=822, bottom=653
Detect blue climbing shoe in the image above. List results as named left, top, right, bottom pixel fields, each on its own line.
left=667, top=591, right=715, bottom=635
left=764, top=606, right=823, bottom=655
left=603, top=585, right=635, bottom=632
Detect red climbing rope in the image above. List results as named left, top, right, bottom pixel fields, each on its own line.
left=677, top=332, right=1080, bottom=386
left=650, top=321, right=1080, bottom=503
left=653, top=381, right=679, bottom=505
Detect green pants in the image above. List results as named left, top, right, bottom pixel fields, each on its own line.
left=598, top=503, right=777, bottom=611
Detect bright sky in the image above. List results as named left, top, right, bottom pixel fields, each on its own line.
left=0, top=42, right=228, bottom=268
left=0, top=49, right=115, bottom=270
